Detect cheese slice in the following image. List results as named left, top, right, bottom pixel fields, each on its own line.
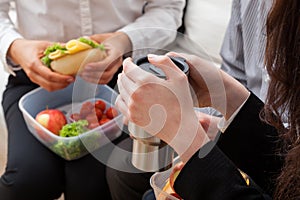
left=48, top=49, right=67, bottom=60
left=66, top=39, right=92, bottom=54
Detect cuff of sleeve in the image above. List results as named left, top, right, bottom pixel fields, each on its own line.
left=117, top=28, right=146, bottom=59
left=174, top=141, right=244, bottom=199
left=118, top=26, right=177, bottom=59
left=0, top=30, right=23, bottom=75
left=217, top=91, right=250, bottom=133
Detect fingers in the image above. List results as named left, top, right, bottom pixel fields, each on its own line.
left=83, top=51, right=122, bottom=73
left=90, top=33, right=114, bottom=43
left=80, top=48, right=122, bottom=84
left=115, top=95, right=129, bottom=123
left=37, top=59, right=74, bottom=82
left=25, top=60, right=74, bottom=91
left=122, top=57, right=164, bottom=85
left=117, top=73, right=138, bottom=105
left=80, top=69, right=114, bottom=84
left=147, top=54, right=186, bottom=80
left=166, top=51, right=191, bottom=61
left=166, top=52, right=202, bottom=73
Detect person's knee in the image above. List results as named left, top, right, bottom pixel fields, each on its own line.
left=0, top=167, right=63, bottom=199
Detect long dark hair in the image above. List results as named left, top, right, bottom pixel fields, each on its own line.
left=265, top=0, right=300, bottom=199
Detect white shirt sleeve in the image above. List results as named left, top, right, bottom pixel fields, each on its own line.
left=0, top=0, right=23, bottom=74
left=0, top=1, right=23, bottom=75
left=217, top=91, right=251, bottom=133
left=119, top=0, right=185, bottom=58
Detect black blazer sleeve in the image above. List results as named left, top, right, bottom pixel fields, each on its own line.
left=217, top=93, right=283, bottom=194
left=174, top=143, right=271, bottom=200
left=174, top=93, right=282, bottom=199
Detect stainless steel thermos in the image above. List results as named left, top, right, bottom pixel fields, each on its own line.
left=129, top=56, right=189, bottom=172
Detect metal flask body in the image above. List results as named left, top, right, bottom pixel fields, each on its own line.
left=129, top=56, right=189, bottom=172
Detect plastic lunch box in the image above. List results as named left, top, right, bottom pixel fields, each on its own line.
left=19, top=80, right=123, bottom=160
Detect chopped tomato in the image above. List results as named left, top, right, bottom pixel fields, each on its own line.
left=106, top=107, right=118, bottom=119
left=94, top=108, right=103, bottom=120
left=99, top=118, right=111, bottom=125
left=94, top=100, right=106, bottom=112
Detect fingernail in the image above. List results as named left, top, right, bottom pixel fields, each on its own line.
left=147, top=54, right=158, bottom=59
left=67, top=78, right=74, bottom=83
left=123, top=58, right=134, bottom=69
left=148, top=54, right=164, bottom=62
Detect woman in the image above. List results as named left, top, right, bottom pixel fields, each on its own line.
left=116, top=0, right=300, bottom=199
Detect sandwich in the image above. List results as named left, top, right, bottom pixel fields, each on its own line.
left=157, top=178, right=182, bottom=200
left=157, top=164, right=183, bottom=200
left=41, top=37, right=107, bottom=75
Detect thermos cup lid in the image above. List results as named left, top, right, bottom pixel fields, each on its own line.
left=134, top=56, right=189, bottom=79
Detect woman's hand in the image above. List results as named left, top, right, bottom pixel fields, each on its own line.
left=80, top=32, right=132, bottom=84
left=167, top=52, right=250, bottom=120
left=8, top=39, right=74, bottom=91
left=116, top=54, right=209, bottom=163
left=194, top=109, right=221, bottom=141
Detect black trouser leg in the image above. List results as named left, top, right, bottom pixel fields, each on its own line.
left=0, top=71, right=114, bottom=200
left=0, top=71, right=65, bottom=200
left=106, top=138, right=153, bottom=200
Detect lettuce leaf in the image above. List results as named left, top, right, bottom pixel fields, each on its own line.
left=59, top=120, right=89, bottom=137
left=41, top=43, right=67, bottom=67
left=78, top=37, right=105, bottom=50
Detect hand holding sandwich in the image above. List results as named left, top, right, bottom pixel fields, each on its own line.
left=40, top=37, right=107, bottom=77
left=9, top=32, right=131, bottom=91
left=80, top=32, right=132, bottom=84
left=8, top=39, right=74, bottom=92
